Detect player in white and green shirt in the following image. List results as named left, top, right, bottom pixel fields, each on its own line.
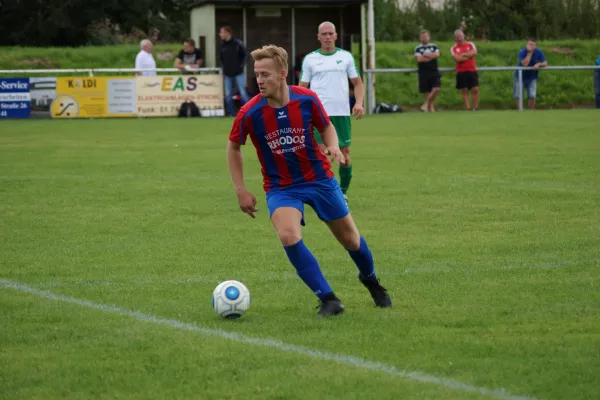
left=299, top=21, right=365, bottom=200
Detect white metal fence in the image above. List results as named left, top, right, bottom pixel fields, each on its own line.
left=0, top=68, right=222, bottom=76
left=2, top=65, right=600, bottom=114
left=364, top=65, right=600, bottom=113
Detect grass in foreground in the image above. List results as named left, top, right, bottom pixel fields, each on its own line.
left=1, top=110, right=599, bottom=399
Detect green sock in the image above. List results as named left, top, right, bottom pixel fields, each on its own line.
left=339, top=165, right=352, bottom=195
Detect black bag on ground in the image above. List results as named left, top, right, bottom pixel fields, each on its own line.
left=374, top=103, right=403, bottom=114
left=178, top=101, right=201, bottom=118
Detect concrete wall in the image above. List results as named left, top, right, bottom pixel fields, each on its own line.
left=190, top=5, right=217, bottom=67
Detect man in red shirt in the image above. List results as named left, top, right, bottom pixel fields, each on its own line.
left=450, top=30, right=479, bottom=110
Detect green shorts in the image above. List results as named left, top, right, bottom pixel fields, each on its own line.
left=314, top=116, right=352, bottom=147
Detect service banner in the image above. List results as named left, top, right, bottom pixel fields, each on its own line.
left=0, top=78, right=31, bottom=118
left=136, top=75, right=224, bottom=117
left=51, top=77, right=136, bottom=119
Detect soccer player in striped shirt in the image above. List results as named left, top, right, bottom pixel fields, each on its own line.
left=227, top=45, right=391, bottom=317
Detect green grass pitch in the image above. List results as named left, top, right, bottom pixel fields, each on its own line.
left=1, top=110, right=599, bottom=400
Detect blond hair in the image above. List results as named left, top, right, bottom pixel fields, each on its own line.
left=251, top=45, right=288, bottom=72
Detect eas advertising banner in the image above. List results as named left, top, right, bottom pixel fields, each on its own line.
left=136, top=75, right=224, bottom=117
left=51, top=77, right=136, bottom=119
left=0, top=78, right=31, bottom=118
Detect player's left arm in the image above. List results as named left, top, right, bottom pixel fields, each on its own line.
left=464, top=43, right=478, bottom=58
left=174, top=50, right=186, bottom=70
left=347, top=55, right=364, bottom=119
left=533, top=51, right=548, bottom=69
left=350, top=77, right=364, bottom=119
left=237, top=41, right=248, bottom=70
left=425, top=46, right=440, bottom=60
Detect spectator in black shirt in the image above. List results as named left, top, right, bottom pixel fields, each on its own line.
left=174, top=39, right=204, bottom=74
left=595, top=55, right=600, bottom=109
left=219, top=25, right=250, bottom=116
left=414, top=30, right=441, bottom=112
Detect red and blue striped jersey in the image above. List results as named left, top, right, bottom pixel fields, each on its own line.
left=228, top=85, right=335, bottom=193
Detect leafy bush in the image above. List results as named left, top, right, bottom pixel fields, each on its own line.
left=375, top=0, right=600, bottom=42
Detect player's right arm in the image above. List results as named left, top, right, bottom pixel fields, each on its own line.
left=320, top=124, right=345, bottom=165
left=227, top=141, right=246, bottom=194
left=227, top=112, right=258, bottom=218
left=519, top=48, right=533, bottom=66
left=415, top=46, right=426, bottom=63
left=309, top=92, right=345, bottom=165
left=450, top=45, right=465, bottom=62
left=135, top=53, right=143, bottom=76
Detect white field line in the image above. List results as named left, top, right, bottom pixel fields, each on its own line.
left=30, top=257, right=600, bottom=289
left=0, top=279, right=536, bottom=400
left=453, top=178, right=600, bottom=191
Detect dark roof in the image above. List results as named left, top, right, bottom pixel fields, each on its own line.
left=189, top=0, right=366, bottom=7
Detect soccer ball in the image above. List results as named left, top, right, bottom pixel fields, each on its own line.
left=212, top=280, right=251, bottom=319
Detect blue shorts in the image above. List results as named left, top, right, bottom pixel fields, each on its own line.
left=513, top=78, right=537, bottom=99
left=266, top=178, right=349, bottom=225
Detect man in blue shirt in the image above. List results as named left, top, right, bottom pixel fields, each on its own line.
left=514, top=40, right=548, bottom=109
left=594, top=56, right=600, bottom=109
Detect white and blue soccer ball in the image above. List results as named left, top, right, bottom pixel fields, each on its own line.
left=212, top=280, right=251, bottom=319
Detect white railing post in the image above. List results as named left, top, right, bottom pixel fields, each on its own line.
left=366, top=71, right=372, bottom=114
left=370, top=70, right=376, bottom=113
left=0, top=68, right=224, bottom=75
left=518, top=68, right=523, bottom=112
